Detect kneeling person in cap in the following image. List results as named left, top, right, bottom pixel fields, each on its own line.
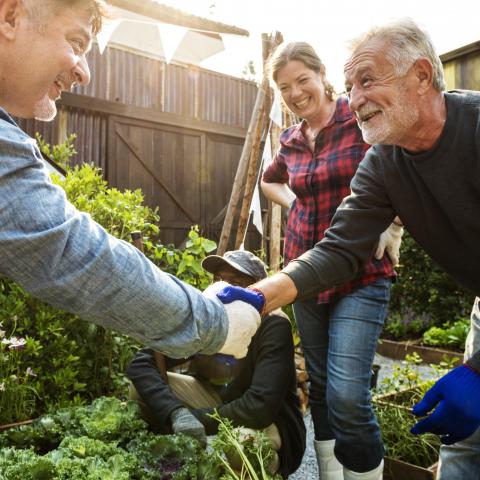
left=127, top=250, right=306, bottom=478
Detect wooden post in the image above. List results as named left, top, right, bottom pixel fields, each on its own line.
left=234, top=77, right=269, bottom=248
left=269, top=123, right=283, bottom=272
left=263, top=32, right=285, bottom=271
left=56, top=108, right=68, bottom=146
left=217, top=77, right=268, bottom=255
left=130, top=231, right=169, bottom=384
left=233, top=32, right=283, bottom=250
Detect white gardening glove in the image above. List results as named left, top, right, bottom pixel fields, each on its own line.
left=375, top=222, right=404, bottom=266
left=203, top=281, right=261, bottom=359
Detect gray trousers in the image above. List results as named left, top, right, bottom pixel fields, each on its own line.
left=437, top=297, right=480, bottom=480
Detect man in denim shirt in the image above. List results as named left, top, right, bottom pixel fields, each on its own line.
left=0, top=0, right=260, bottom=359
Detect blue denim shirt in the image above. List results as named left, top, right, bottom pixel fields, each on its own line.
left=0, top=108, right=228, bottom=358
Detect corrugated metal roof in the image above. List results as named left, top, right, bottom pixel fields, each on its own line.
left=109, top=0, right=249, bottom=36
left=440, top=40, right=480, bottom=63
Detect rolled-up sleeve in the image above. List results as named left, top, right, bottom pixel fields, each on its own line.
left=0, top=116, right=227, bottom=358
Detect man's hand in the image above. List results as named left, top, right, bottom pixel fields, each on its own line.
left=203, top=282, right=261, bottom=359
left=375, top=222, right=404, bottom=266
left=170, top=407, right=207, bottom=446
left=411, top=364, right=480, bottom=444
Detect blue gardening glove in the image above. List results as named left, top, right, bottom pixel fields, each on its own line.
left=203, top=282, right=261, bottom=359
left=411, top=364, right=480, bottom=445
left=170, top=407, right=207, bottom=447
left=215, top=285, right=265, bottom=314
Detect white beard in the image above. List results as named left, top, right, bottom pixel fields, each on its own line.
left=360, top=89, right=419, bottom=145
left=33, top=95, right=57, bottom=121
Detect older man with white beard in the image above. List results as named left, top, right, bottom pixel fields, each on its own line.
left=215, top=18, right=480, bottom=480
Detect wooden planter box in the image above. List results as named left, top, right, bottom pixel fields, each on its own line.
left=377, top=338, right=463, bottom=364
left=374, top=386, right=421, bottom=410
left=384, top=457, right=438, bottom=480
left=374, top=387, right=440, bottom=479
left=0, top=419, right=34, bottom=432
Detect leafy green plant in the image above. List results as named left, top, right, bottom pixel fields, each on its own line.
left=374, top=352, right=456, bottom=402
left=372, top=353, right=452, bottom=468
left=0, top=397, right=226, bottom=479
left=36, top=132, right=77, bottom=171
left=376, top=353, right=425, bottom=396
left=51, top=162, right=160, bottom=242
left=0, top=278, right=134, bottom=419
left=374, top=403, right=440, bottom=467
left=0, top=447, right=55, bottom=480
left=209, top=412, right=282, bottom=480
left=0, top=320, right=38, bottom=424
left=372, top=353, right=460, bottom=467
left=149, top=226, right=216, bottom=290
left=422, top=319, right=469, bottom=349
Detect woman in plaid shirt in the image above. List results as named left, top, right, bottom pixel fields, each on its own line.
left=261, top=42, right=402, bottom=480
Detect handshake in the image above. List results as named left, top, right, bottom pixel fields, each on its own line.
left=203, top=282, right=266, bottom=359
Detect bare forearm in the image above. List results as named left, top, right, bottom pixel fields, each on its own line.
left=260, top=180, right=296, bottom=209
left=252, top=272, right=298, bottom=312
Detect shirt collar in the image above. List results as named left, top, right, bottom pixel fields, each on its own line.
left=284, top=96, right=353, bottom=146
left=0, top=107, right=18, bottom=126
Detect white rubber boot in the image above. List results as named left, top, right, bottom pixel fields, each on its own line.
left=343, top=460, right=384, bottom=480
left=314, top=439, right=344, bottom=480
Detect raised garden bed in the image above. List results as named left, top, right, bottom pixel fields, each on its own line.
left=0, top=397, right=282, bottom=479
left=377, top=338, right=463, bottom=364
left=375, top=386, right=424, bottom=410
left=384, top=457, right=438, bottom=480
left=373, top=386, right=441, bottom=480
left=0, top=397, right=223, bottom=478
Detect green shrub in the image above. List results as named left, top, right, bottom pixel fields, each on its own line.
left=384, top=311, right=433, bottom=340
left=148, top=226, right=216, bottom=291
left=389, top=231, right=474, bottom=329
left=51, top=162, right=160, bottom=242
left=422, top=319, right=470, bottom=349
left=36, top=132, right=77, bottom=171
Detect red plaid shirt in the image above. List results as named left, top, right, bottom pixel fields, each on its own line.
left=263, top=96, right=395, bottom=303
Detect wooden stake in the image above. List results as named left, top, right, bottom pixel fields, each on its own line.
left=269, top=123, right=283, bottom=271
left=217, top=83, right=267, bottom=255
left=234, top=77, right=269, bottom=248
left=232, top=32, right=283, bottom=250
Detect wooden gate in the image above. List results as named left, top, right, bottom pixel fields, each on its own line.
left=107, top=115, right=247, bottom=246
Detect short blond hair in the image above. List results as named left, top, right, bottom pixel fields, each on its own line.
left=348, top=18, right=445, bottom=92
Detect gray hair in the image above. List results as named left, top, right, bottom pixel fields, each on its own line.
left=348, top=18, right=445, bottom=92
left=24, top=0, right=108, bottom=35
